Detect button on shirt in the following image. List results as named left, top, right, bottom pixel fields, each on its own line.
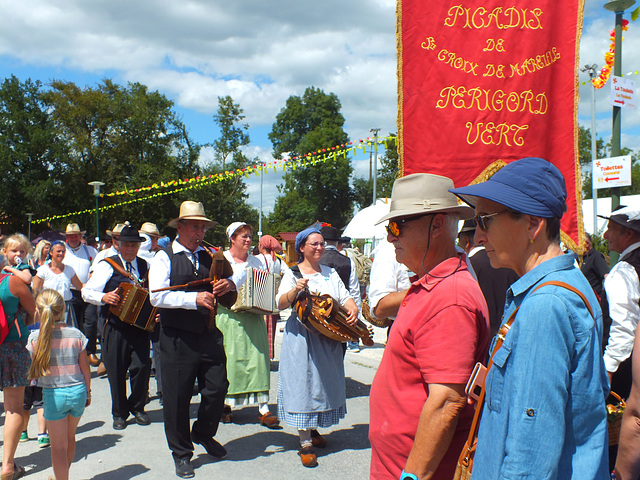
left=473, top=254, right=609, bottom=479
left=603, top=242, right=640, bottom=373
left=82, top=255, right=140, bottom=306
left=149, top=240, right=244, bottom=310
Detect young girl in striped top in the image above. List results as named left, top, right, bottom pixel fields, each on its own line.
left=26, top=289, right=91, bottom=480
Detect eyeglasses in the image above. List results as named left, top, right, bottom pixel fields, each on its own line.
left=474, top=210, right=509, bottom=231
left=385, top=215, right=430, bottom=237
left=306, top=242, right=326, bottom=249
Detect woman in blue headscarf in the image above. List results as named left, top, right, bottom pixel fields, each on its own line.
left=276, top=227, right=358, bottom=468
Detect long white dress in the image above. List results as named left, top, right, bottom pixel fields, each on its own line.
left=276, top=264, right=351, bottom=429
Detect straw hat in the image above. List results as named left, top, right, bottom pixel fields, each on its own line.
left=106, top=223, right=126, bottom=237
left=139, top=222, right=161, bottom=237
left=168, top=201, right=217, bottom=228
left=376, top=173, right=473, bottom=224
left=64, top=223, right=86, bottom=235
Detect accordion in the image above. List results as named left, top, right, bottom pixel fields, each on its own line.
left=231, top=268, right=281, bottom=315
left=109, top=282, right=157, bottom=333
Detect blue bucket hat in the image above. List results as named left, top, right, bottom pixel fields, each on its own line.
left=449, top=157, right=567, bottom=218
left=295, top=227, right=322, bottom=253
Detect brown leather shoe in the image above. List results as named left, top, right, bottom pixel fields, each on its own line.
left=221, top=405, right=233, bottom=423
left=89, top=354, right=100, bottom=367
left=258, top=412, right=280, bottom=429
left=298, top=446, right=318, bottom=468
left=97, top=362, right=107, bottom=377
left=311, top=429, right=327, bottom=448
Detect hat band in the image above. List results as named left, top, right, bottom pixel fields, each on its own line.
left=390, top=196, right=459, bottom=213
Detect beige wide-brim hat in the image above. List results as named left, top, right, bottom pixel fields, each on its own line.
left=64, top=223, right=86, bottom=235
left=375, top=173, right=473, bottom=224
left=167, top=201, right=217, bottom=229
left=106, top=223, right=126, bottom=237
left=139, top=222, right=161, bottom=237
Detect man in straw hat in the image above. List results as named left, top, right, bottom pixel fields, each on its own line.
left=368, top=173, right=490, bottom=480
left=82, top=224, right=153, bottom=431
left=149, top=201, right=240, bottom=478
left=63, top=223, right=98, bottom=333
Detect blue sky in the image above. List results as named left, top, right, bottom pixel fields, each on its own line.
left=1, top=0, right=639, bottom=217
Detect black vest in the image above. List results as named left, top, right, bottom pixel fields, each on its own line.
left=320, top=248, right=352, bottom=290
left=101, top=255, right=149, bottom=330
left=159, top=247, right=213, bottom=334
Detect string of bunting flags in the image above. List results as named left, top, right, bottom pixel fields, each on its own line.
left=32, top=135, right=396, bottom=225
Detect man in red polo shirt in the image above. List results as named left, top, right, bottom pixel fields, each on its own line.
left=369, top=173, right=490, bottom=480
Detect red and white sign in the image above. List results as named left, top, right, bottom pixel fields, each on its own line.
left=593, top=155, right=632, bottom=189
left=611, top=76, right=637, bottom=109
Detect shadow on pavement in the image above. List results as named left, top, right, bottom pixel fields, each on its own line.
left=91, top=463, right=150, bottom=479
left=76, top=419, right=105, bottom=434
left=346, top=377, right=371, bottom=398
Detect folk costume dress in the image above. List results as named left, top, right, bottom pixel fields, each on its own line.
left=276, top=265, right=350, bottom=429
left=216, top=252, right=270, bottom=407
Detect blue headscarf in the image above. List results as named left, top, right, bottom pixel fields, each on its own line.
left=295, top=227, right=321, bottom=254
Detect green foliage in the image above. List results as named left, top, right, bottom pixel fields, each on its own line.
left=212, top=95, right=250, bottom=168
left=590, top=233, right=610, bottom=264
left=265, top=86, right=353, bottom=234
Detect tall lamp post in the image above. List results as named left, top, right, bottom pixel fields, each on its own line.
left=604, top=0, right=635, bottom=264
left=26, top=213, right=34, bottom=241
left=581, top=64, right=598, bottom=234
left=88, top=181, right=105, bottom=242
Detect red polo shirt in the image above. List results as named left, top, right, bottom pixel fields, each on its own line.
left=369, top=255, right=490, bottom=480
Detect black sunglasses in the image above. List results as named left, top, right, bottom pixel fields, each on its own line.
left=474, top=210, right=509, bottom=231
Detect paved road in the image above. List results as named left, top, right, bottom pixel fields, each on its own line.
left=4, top=323, right=387, bottom=479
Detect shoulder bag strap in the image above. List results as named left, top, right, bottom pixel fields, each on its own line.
left=104, top=257, right=141, bottom=286
left=458, top=279, right=594, bottom=466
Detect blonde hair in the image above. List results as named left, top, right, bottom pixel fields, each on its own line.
left=28, top=289, right=65, bottom=380
left=2, top=234, right=32, bottom=256
left=33, top=240, right=52, bottom=263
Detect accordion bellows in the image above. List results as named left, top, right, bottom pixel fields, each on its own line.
left=231, top=268, right=282, bottom=315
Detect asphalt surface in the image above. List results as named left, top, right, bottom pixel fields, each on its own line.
left=4, top=321, right=388, bottom=479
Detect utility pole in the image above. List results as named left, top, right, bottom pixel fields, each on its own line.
left=581, top=64, right=598, bottom=234
left=370, top=128, right=380, bottom=206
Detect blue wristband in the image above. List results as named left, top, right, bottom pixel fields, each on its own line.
left=400, top=471, right=418, bottom=480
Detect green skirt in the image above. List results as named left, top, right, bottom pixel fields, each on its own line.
left=216, top=306, right=270, bottom=404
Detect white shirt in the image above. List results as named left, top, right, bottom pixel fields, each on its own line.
left=82, top=254, right=143, bottom=306
left=603, top=241, right=640, bottom=373
left=90, top=246, right=118, bottom=273
left=367, top=240, right=412, bottom=320
left=63, top=243, right=97, bottom=284
left=36, top=264, right=78, bottom=301
left=149, top=240, right=244, bottom=310
left=255, top=253, right=290, bottom=276
left=276, top=264, right=351, bottom=307
left=138, top=234, right=157, bottom=262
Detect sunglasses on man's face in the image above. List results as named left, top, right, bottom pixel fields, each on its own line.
left=385, top=215, right=431, bottom=237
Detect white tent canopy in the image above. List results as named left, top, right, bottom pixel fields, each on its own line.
left=342, top=198, right=390, bottom=240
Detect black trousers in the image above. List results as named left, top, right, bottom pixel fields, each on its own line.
left=160, top=325, right=228, bottom=461
left=102, top=320, right=151, bottom=419
left=84, top=303, right=99, bottom=355
left=68, top=290, right=87, bottom=332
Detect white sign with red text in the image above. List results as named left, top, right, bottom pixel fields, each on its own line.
left=593, top=155, right=632, bottom=189
left=611, top=76, right=637, bottom=109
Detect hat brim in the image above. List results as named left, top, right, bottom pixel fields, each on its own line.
left=140, top=231, right=162, bottom=237
left=118, top=236, right=146, bottom=243
left=450, top=182, right=560, bottom=218
left=598, top=214, right=640, bottom=234
left=64, top=231, right=86, bottom=235
left=375, top=205, right=473, bottom=225
left=167, top=216, right=217, bottom=229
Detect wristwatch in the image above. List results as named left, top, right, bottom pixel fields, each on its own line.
left=400, top=471, right=418, bottom=480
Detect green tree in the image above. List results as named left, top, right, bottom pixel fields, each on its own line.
left=200, top=96, right=258, bottom=246
left=266, top=86, right=352, bottom=234
left=0, top=76, right=69, bottom=233
left=352, top=135, right=399, bottom=210
left=41, top=79, right=200, bottom=237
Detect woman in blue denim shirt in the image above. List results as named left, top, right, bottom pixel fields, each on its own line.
left=451, top=157, right=610, bottom=479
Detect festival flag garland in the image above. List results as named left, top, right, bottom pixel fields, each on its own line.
left=592, top=19, right=629, bottom=89
left=32, top=136, right=395, bottom=225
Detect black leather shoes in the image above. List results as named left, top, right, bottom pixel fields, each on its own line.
left=132, top=410, right=151, bottom=426
left=191, top=430, right=227, bottom=458
left=174, top=458, right=195, bottom=478
left=113, top=417, right=127, bottom=430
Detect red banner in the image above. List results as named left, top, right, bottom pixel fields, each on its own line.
left=398, top=1, right=586, bottom=250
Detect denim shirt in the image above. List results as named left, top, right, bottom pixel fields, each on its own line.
left=472, top=254, right=609, bottom=480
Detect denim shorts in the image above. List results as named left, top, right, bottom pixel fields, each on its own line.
left=42, top=383, right=86, bottom=421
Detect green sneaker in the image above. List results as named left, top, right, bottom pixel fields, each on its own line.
left=19, top=431, right=28, bottom=442
left=38, top=434, right=50, bottom=448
